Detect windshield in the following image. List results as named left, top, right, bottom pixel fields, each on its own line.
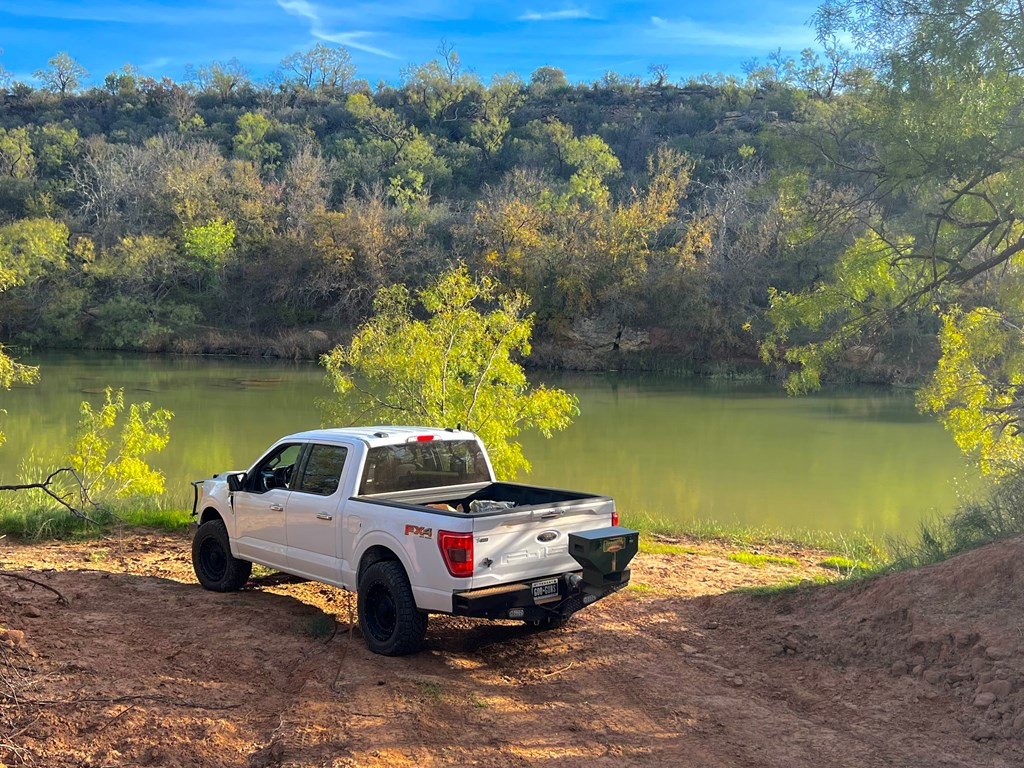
left=359, top=439, right=490, bottom=495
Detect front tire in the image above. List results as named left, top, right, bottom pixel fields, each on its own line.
left=192, top=519, right=252, bottom=592
left=357, top=560, right=428, bottom=656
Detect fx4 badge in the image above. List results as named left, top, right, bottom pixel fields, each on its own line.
left=404, top=524, right=433, bottom=539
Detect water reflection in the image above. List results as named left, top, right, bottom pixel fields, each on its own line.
left=0, top=353, right=973, bottom=537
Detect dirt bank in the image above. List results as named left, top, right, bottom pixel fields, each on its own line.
left=1, top=532, right=1021, bottom=767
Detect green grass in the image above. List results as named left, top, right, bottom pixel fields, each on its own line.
left=418, top=680, right=444, bottom=700
left=639, top=539, right=698, bottom=556
left=727, top=552, right=801, bottom=568
left=626, top=582, right=652, bottom=594
left=736, top=573, right=832, bottom=597
left=819, top=556, right=874, bottom=572
left=619, top=510, right=884, bottom=563
left=0, top=494, right=191, bottom=540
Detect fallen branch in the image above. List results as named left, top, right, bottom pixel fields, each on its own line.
left=0, top=574, right=69, bottom=605
left=14, top=693, right=240, bottom=710
left=542, top=661, right=575, bottom=677
left=0, top=468, right=105, bottom=527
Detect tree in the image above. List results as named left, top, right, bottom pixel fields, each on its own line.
left=186, top=58, right=250, bottom=101
left=103, top=63, right=140, bottom=96
left=400, top=40, right=479, bottom=124
left=529, top=66, right=568, bottom=94
left=0, top=218, right=69, bottom=443
left=34, top=51, right=88, bottom=98
left=321, top=266, right=578, bottom=478
left=0, top=48, right=10, bottom=90
left=233, top=112, right=282, bottom=169
left=0, top=128, right=35, bottom=179
left=763, top=0, right=1024, bottom=475
left=279, top=44, right=355, bottom=94
left=68, top=387, right=172, bottom=501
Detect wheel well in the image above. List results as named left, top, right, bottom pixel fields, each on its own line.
left=199, top=508, right=223, bottom=526
left=358, top=545, right=400, bottom=581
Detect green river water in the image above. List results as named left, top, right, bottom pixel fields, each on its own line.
left=0, top=352, right=975, bottom=538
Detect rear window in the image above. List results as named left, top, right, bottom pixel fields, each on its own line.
left=359, top=439, right=490, bottom=494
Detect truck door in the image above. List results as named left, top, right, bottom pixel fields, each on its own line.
left=232, top=442, right=304, bottom=570
left=285, top=443, right=349, bottom=581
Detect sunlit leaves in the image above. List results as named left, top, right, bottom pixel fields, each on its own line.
left=763, top=232, right=918, bottom=393
left=321, top=266, right=578, bottom=478
left=68, top=387, right=173, bottom=500
left=919, top=308, right=1024, bottom=475
left=183, top=218, right=235, bottom=272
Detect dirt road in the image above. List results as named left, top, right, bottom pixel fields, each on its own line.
left=1, top=531, right=1021, bottom=767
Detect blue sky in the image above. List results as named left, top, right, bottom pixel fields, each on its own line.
left=0, top=1, right=824, bottom=87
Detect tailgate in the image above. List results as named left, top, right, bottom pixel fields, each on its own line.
left=468, top=497, right=615, bottom=590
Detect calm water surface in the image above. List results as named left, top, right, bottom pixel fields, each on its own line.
left=0, top=353, right=974, bottom=537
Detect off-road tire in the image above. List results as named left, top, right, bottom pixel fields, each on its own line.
left=357, top=560, right=428, bottom=656
left=192, top=519, right=252, bottom=592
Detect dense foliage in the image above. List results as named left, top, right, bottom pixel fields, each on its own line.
left=0, top=40, right=862, bottom=369
left=4, top=2, right=1024, bottom=477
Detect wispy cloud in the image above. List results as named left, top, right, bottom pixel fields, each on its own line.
left=277, top=0, right=397, bottom=58
left=650, top=15, right=813, bottom=50
left=518, top=8, right=594, bottom=22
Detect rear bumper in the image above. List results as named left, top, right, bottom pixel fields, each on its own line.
left=451, top=569, right=631, bottom=621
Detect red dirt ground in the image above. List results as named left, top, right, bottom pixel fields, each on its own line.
left=1, top=531, right=1022, bottom=767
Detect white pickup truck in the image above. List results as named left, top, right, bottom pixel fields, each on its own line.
left=190, top=426, right=638, bottom=655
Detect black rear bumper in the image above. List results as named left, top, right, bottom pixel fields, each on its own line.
left=451, top=570, right=631, bottom=622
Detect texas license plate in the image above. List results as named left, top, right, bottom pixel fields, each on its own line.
left=532, top=578, right=559, bottom=602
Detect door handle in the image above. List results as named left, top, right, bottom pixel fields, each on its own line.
left=270, top=504, right=284, bottom=511
left=316, top=512, right=334, bottom=521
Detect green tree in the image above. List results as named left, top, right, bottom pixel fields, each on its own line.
left=183, top=218, right=235, bottom=273
left=0, top=128, right=35, bottom=179
left=763, top=0, right=1024, bottom=474
left=34, top=51, right=88, bottom=98
left=233, top=112, right=282, bottom=169
left=69, top=387, right=173, bottom=501
left=321, top=266, right=578, bottom=478
left=279, top=44, right=356, bottom=94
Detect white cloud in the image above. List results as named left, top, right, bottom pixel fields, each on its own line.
left=277, top=0, right=397, bottom=58
left=650, top=15, right=814, bottom=50
left=518, top=9, right=595, bottom=22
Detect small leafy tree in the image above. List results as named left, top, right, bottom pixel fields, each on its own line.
left=34, top=51, right=88, bottom=98
left=321, top=266, right=578, bottom=478
left=68, top=387, right=173, bottom=502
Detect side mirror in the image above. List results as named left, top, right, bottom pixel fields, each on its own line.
left=227, top=473, right=245, bottom=493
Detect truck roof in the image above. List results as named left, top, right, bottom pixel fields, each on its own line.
left=285, top=426, right=475, bottom=447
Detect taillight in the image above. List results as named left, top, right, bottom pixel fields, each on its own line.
left=438, top=531, right=474, bottom=577
left=612, top=509, right=619, bottom=527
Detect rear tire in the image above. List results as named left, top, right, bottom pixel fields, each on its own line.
left=357, top=560, right=428, bottom=656
left=192, top=519, right=252, bottom=592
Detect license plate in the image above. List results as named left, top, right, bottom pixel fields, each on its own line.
left=532, top=578, right=559, bottom=602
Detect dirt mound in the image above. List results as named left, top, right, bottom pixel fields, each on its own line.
left=1, top=532, right=1021, bottom=766
left=758, top=537, right=1024, bottom=743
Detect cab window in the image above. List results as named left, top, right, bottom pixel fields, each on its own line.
left=294, top=444, right=348, bottom=496
left=249, top=443, right=303, bottom=493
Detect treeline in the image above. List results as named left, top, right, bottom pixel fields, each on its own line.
left=0, top=38, right=907, bottom=372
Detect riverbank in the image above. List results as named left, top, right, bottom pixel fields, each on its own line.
left=1, top=530, right=1020, bottom=766
left=0, top=500, right=885, bottom=568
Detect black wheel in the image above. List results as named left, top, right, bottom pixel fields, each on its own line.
left=192, top=519, right=252, bottom=592
left=357, top=560, right=428, bottom=656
